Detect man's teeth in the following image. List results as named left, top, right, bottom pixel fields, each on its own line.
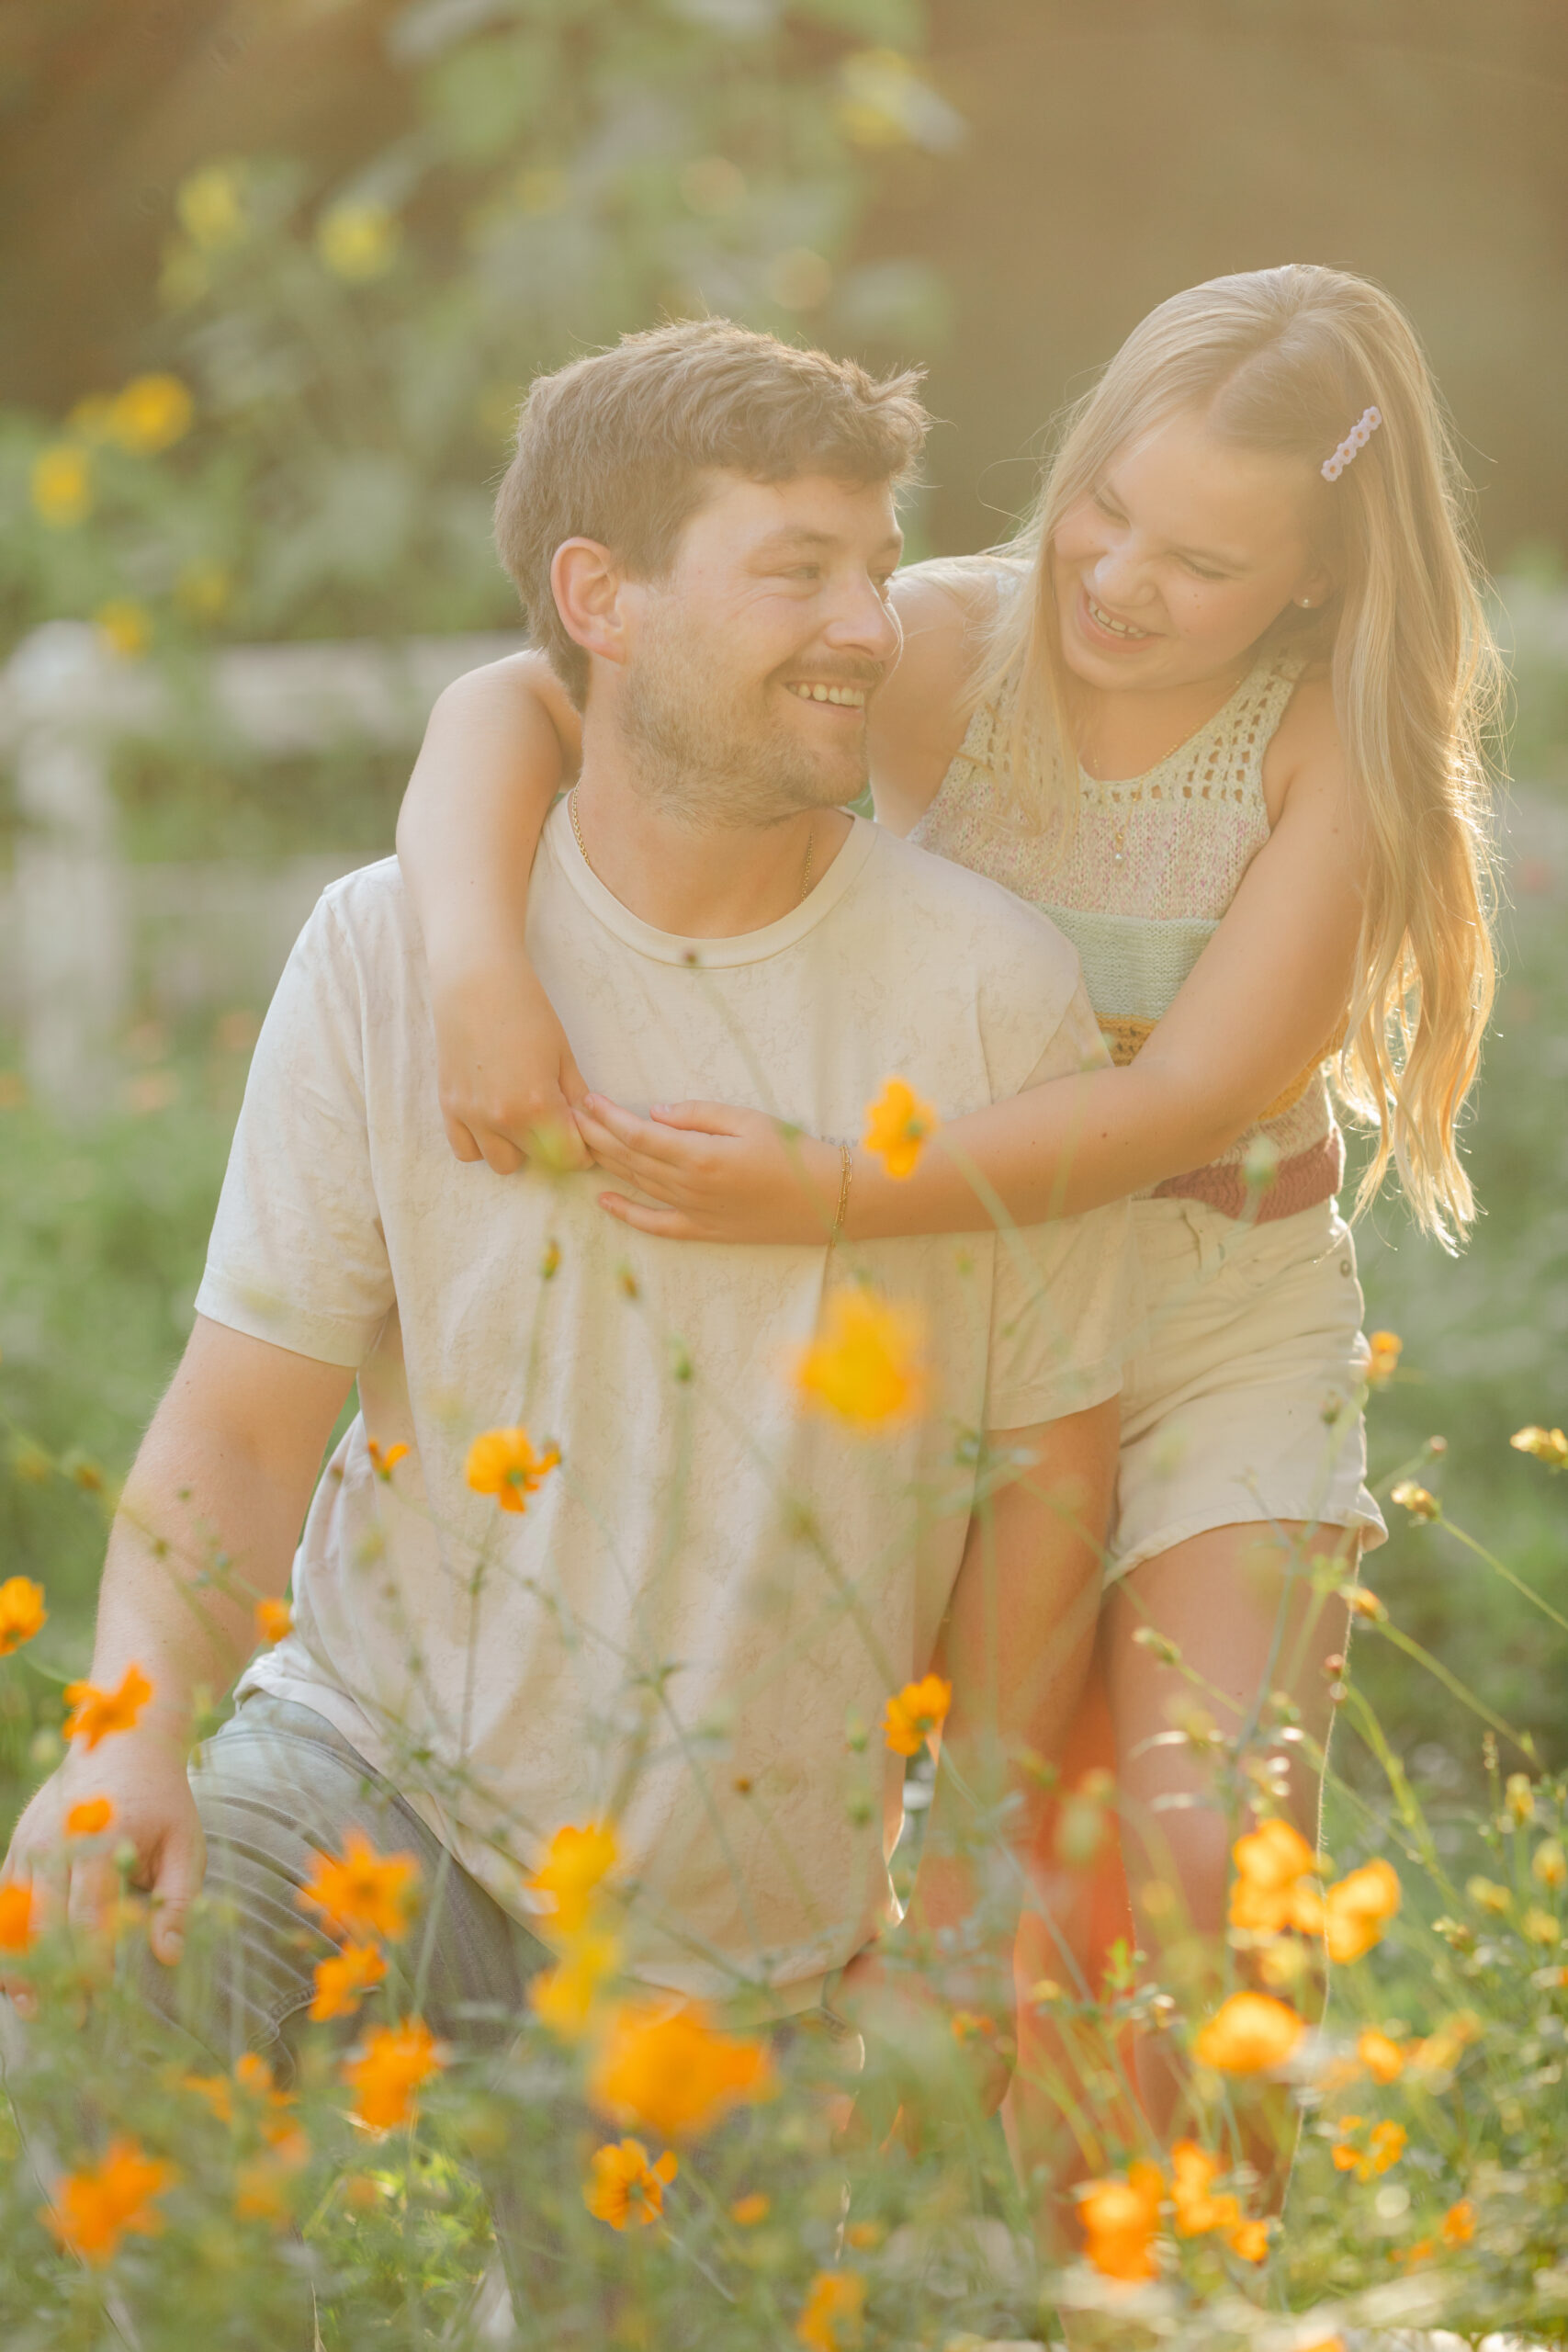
left=786, top=683, right=867, bottom=707
left=1088, top=596, right=1149, bottom=639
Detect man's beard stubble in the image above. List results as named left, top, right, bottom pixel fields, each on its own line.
left=618, top=601, right=871, bottom=831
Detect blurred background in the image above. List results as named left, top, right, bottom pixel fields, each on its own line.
left=1, top=0, right=1564, bottom=1815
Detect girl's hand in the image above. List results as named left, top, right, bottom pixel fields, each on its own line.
left=577, top=1095, right=841, bottom=1244
left=430, top=951, right=592, bottom=1175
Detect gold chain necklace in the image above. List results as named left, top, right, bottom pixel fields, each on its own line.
left=570, top=787, right=816, bottom=907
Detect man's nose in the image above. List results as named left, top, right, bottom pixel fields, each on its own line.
left=822, top=574, right=902, bottom=665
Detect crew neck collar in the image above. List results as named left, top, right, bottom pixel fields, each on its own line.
left=546, top=799, right=878, bottom=967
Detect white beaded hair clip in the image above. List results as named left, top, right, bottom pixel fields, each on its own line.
left=1321, top=405, right=1382, bottom=482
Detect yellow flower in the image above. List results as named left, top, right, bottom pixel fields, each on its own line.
left=466, top=1425, right=560, bottom=1512
left=177, top=164, right=247, bottom=252
left=1506, top=1771, right=1537, bottom=1825
left=882, top=1672, right=951, bottom=1758
left=1511, top=1425, right=1568, bottom=1470
left=796, top=2268, right=867, bottom=2349
left=299, top=1829, right=420, bottom=1942
left=309, top=1940, right=387, bottom=2022
left=1441, top=2198, right=1475, bottom=2246
left=107, top=375, right=193, bottom=455
left=1334, top=2118, right=1405, bottom=2181
left=175, top=560, right=231, bottom=621
left=589, top=1997, right=773, bottom=2142
left=1077, top=2161, right=1165, bottom=2282
left=1193, top=1991, right=1305, bottom=2075
left=1391, top=1479, right=1438, bottom=1521
left=528, top=1931, right=619, bottom=2040
left=582, top=2138, right=677, bottom=2231
left=795, top=1290, right=926, bottom=1429
left=1467, top=1874, right=1512, bottom=1917
left=44, top=2139, right=175, bottom=2265
left=730, top=2191, right=770, bottom=2224
left=31, top=444, right=92, bottom=526
left=254, top=1597, right=292, bottom=1645
left=1347, top=1587, right=1387, bottom=1622
left=65, top=1797, right=115, bottom=1839
left=862, top=1077, right=939, bottom=1180
left=1533, top=1838, right=1566, bottom=1891
left=0, top=1880, right=39, bottom=1953
left=0, top=1576, right=47, bottom=1657
left=96, top=601, right=152, bottom=659
left=317, top=201, right=400, bottom=282
left=1356, top=2030, right=1405, bottom=2084
left=63, top=1664, right=153, bottom=1749
left=1521, top=1906, right=1560, bottom=1946
left=341, top=2018, right=443, bottom=2130
left=526, top=1821, right=617, bottom=1935
left=1365, top=1330, right=1402, bottom=1389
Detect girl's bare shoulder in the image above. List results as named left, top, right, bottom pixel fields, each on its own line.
left=1263, top=660, right=1348, bottom=828
left=872, top=555, right=1021, bottom=834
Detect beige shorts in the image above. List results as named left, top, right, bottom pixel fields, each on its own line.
left=1107, top=1195, right=1388, bottom=1586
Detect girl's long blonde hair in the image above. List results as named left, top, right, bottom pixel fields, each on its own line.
left=969, top=264, right=1499, bottom=1245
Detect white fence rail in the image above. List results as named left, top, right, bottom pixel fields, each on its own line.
left=0, top=622, right=520, bottom=1118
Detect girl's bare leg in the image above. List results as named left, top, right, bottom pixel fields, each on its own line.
left=1102, top=1521, right=1358, bottom=2192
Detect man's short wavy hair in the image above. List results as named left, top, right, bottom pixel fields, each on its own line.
left=493, top=318, right=928, bottom=706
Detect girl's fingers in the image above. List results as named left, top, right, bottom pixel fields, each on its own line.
left=582, top=1095, right=706, bottom=1169
left=647, top=1100, right=748, bottom=1136
left=597, top=1193, right=700, bottom=1240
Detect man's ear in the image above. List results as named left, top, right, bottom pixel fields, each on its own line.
left=551, top=538, right=632, bottom=671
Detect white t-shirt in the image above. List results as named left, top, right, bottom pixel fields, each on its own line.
left=208, top=808, right=1131, bottom=2010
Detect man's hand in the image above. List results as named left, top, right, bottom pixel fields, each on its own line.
left=2, top=1731, right=205, bottom=2007
left=432, top=952, right=592, bottom=1175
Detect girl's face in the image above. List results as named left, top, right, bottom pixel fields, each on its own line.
left=1051, top=405, right=1332, bottom=695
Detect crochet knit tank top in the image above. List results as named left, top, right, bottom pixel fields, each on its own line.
left=911, top=582, right=1342, bottom=1222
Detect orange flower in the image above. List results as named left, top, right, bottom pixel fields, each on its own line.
left=1441, top=2198, right=1475, bottom=2247
left=1078, top=2161, right=1165, bottom=2282
left=465, top=1426, right=559, bottom=1512
left=862, top=1077, right=939, bottom=1180
left=795, top=1290, right=927, bottom=1429
left=299, top=1829, right=419, bottom=1942
left=367, top=1439, right=410, bottom=1481
left=730, top=2191, right=770, bottom=2225
left=796, top=2268, right=867, bottom=2349
left=1169, top=2140, right=1242, bottom=2238
left=1357, top=2029, right=1405, bottom=2084
left=1391, top=1479, right=1438, bottom=1521
left=589, top=1997, right=773, bottom=2142
left=1332, top=2118, right=1406, bottom=2181
left=44, top=2139, right=175, bottom=2264
left=1347, top=1587, right=1387, bottom=1622
left=342, top=2018, right=443, bottom=2130
left=1228, top=1817, right=1319, bottom=1933
left=528, top=1931, right=619, bottom=2041
left=233, top=2156, right=297, bottom=2225
left=1318, top=1860, right=1401, bottom=1963
left=1365, top=1330, right=1402, bottom=1389
left=63, top=1664, right=153, bottom=1749
left=254, top=1597, right=292, bottom=1645
left=0, top=1879, right=39, bottom=1953
left=582, top=2138, right=677, bottom=2230
left=310, top=1941, right=388, bottom=2022
left=1228, top=2216, right=1270, bottom=2263
left=1511, top=1425, right=1568, bottom=1471
left=1193, top=1991, right=1305, bottom=2075
left=526, top=1820, right=617, bottom=1935
left=0, top=1576, right=47, bottom=1656
left=882, top=1673, right=951, bottom=1758
left=65, top=1797, right=115, bottom=1838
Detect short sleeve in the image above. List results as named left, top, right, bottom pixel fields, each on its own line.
left=195, top=895, right=393, bottom=1368
left=983, top=978, right=1134, bottom=1430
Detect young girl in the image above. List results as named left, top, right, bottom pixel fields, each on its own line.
left=395, top=265, right=1497, bottom=2153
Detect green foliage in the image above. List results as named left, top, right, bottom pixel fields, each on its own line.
left=0, top=0, right=953, bottom=659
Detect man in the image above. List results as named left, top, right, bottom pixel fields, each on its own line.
left=4, top=321, right=1129, bottom=2291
